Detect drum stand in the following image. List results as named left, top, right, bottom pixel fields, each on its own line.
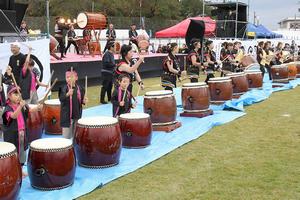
left=180, top=109, right=213, bottom=118
left=152, top=121, right=182, bottom=132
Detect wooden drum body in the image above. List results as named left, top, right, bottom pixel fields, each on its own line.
left=226, top=72, right=249, bottom=96
left=74, top=117, right=122, bottom=168
left=114, top=41, right=121, bottom=54
left=287, top=62, right=297, bottom=80
left=208, top=77, right=233, bottom=104
left=241, top=55, right=257, bottom=69
left=271, top=65, right=289, bottom=83
left=43, top=99, right=62, bottom=135
left=49, top=35, right=58, bottom=53
left=27, top=104, right=43, bottom=143
left=119, top=113, right=152, bottom=148
left=28, top=138, right=76, bottom=190
left=181, top=83, right=210, bottom=111
left=295, top=61, right=300, bottom=78
left=76, top=12, right=107, bottom=29
left=143, top=91, right=177, bottom=126
left=245, top=70, right=263, bottom=89
left=0, top=142, right=22, bottom=200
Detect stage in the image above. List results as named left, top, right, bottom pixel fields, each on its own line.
left=50, top=53, right=186, bottom=90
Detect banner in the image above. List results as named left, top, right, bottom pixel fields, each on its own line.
left=0, top=39, right=51, bottom=99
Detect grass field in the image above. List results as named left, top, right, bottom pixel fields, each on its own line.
left=54, top=77, right=300, bottom=200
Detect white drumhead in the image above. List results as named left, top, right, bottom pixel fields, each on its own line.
left=30, top=138, right=72, bottom=150
left=208, top=77, right=231, bottom=81
left=226, top=72, right=245, bottom=77
left=44, top=99, right=60, bottom=105
left=245, top=70, right=262, bottom=74
left=78, top=116, right=118, bottom=126
left=120, top=113, right=149, bottom=119
left=77, top=13, right=88, bottom=29
left=0, top=142, right=16, bottom=155
left=183, top=82, right=207, bottom=87
left=272, top=65, right=287, bottom=68
left=145, top=90, right=173, bottom=96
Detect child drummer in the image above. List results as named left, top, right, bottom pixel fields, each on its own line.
left=59, top=67, right=88, bottom=139
left=112, top=74, right=137, bottom=117
left=2, top=85, right=42, bottom=177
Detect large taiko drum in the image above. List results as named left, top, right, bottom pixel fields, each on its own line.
left=271, top=65, right=289, bottom=83
left=138, top=40, right=149, bottom=52
left=245, top=70, right=263, bottom=89
left=287, top=62, right=297, bottom=80
left=49, top=35, right=59, bottom=53
left=27, top=104, right=43, bottom=143
left=208, top=77, right=233, bottom=104
left=43, top=99, right=62, bottom=135
left=119, top=113, right=152, bottom=148
left=226, top=72, right=249, bottom=96
left=181, top=82, right=210, bottom=112
left=143, top=90, right=177, bottom=126
left=75, top=116, right=122, bottom=168
left=241, top=55, right=258, bottom=70
left=76, top=12, right=107, bottom=30
left=114, top=41, right=121, bottom=54
left=295, top=61, right=300, bottom=78
left=27, top=138, right=76, bottom=190
left=0, top=142, right=22, bottom=200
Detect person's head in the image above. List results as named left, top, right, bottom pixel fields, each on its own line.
left=121, top=44, right=133, bottom=60
left=258, top=41, right=264, bottom=48
left=65, top=67, right=78, bottom=85
left=168, top=43, right=179, bottom=54
left=131, top=24, right=136, bottom=30
left=205, top=40, right=214, bottom=50
left=107, top=41, right=115, bottom=52
left=190, top=38, right=201, bottom=50
left=263, top=42, right=270, bottom=50
left=55, top=16, right=61, bottom=23
left=234, top=41, right=241, bottom=49
left=7, top=85, right=21, bottom=104
left=109, top=23, right=114, bottom=29
left=21, top=21, right=27, bottom=28
left=222, top=42, right=228, bottom=48
left=10, top=42, right=21, bottom=55
left=227, top=42, right=234, bottom=50
left=118, top=74, right=130, bottom=90
left=277, top=42, right=283, bottom=49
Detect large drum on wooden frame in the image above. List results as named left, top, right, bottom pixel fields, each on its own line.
left=119, top=113, right=152, bottom=148
left=208, top=77, right=233, bottom=104
left=226, top=72, right=249, bottom=96
left=138, top=40, right=149, bottom=52
left=27, top=104, right=43, bottom=143
left=49, top=35, right=59, bottom=53
left=76, top=12, right=107, bottom=30
left=143, top=90, right=177, bottom=126
left=287, top=62, right=297, bottom=80
left=0, top=142, right=22, bottom=200
left=181, top=82, right=210, bottom=112
left=27, top=138, right=76, bottom=190
left=43, top=99, right=62, bottom=135
left=245, top=70, right=263, bottom=89
left=271, top=65, right=289, bottom=83
left=74, top=116, right=122, bottom=168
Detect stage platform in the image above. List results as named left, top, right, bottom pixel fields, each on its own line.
left=50, top=53, right=186, bottom=90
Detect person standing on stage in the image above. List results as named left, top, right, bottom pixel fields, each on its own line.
left=103, top=23, right=116, bottom=53
left=204, top=40, right=220, bottom=83
left=65, top=25, right=79, bottom=55
left=54, top=16, right=67, bottom=59
left=257, top=41, right=266, bottom=78
left=113, top=44, right=144, bottom=93
left=187, top=38, right=203, bottom=83
left=129, top=24, right=138, bottom=47
left=100, top=41, right=116, bottom=104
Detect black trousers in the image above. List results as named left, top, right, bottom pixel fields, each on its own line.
left=101, top=73, right=113, bottom=102
left=190, top=78, right=198, bottom=83
left=55, top=36, right=65, bottom=57
left=65, top=40, right=79, bottom=54
left=205, top=73, right=215, bottom=84
left=260, top=64, right=266, bottom=79
left=265, top=64, right=272, bottom=80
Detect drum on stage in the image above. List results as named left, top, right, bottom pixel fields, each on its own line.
left=143, top=90, right=177, bottom=126
left=138, top=40, right=149, bottom=52
left=271, top=65, right=289, bottom=83
left=181, top=82, right=210, bottom=112
left=89, top=41, right=101, bottom=55
left=295, top=61, right=300, bottom=78
left=245, top=70, right=263, bottom=89
left=76, top=12, right=107, bottom=29
left=287, top=62, right=297, bottom=80
left=43, top=99, right=62, bottom=135
left=226, top=72, right=249, bottom=96
left=74, top=116, right=122, bottom=168
left=208, top=77, right=233, bottom=104
left=114, top=41, right=121, bottom=54
left=49, top=35, right=59, bottom=53
left=119, top=113, right=152, bottom=148
left=28, top=138, right=76, bottom=190
left=241, top=55, right=258, bottom=70
left=0, top=142, right=22, bottom=200
left=27, top=104, right=43, bottom=143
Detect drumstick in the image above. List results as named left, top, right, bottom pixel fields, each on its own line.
left=85, top=76, right=88, bottom=107
left=11, top=73, right=21, bottom=97
left=183, top=56, right=187, bottom=71
left=40, top=78, right=58, bottom=104
left=135, top=84, right=141, bottom=99
left=46, top=70, right=54, bottom=91
left=122, top=86, right=128, bottom=102
left=70, top=67, right=74, bottom=88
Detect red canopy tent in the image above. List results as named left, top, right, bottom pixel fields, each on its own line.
left=155, top=16, right=216, bottom=38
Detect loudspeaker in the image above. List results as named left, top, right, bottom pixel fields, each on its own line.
left=0, top=9, right=17, bottom=33
left=0, top=0, right=14, bottom=10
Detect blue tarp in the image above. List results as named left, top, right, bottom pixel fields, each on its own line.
left=247, top=23, right=282, bottom=38
left=11, top=76, right=300, bottom=200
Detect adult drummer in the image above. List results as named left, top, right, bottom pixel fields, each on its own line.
left=103, top=23, right=116, bottom=52
left=7, top=42, right=26, bottom=85
left=129, top=24, right=138, bottom=47
left=54, top=16, right=68, bottom=59
left=264, top=41, right=274, bottom=80
left=275, top=42, right=284, bottom=64
left=113, top=44, right=144, bottom=93
left=204, top=40, right=220, bottom=83
left=187, top=38, right=203, bottom=83
left=257, top=41, right=266, bottom=78
left=221, top=43, right=236, bottom=76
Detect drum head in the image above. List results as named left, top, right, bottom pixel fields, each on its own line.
left=182, top=82, right=207, bottom=87
left=245, top=63, right=260, bottom=71
left=226, top=72, right=245, bottom=77
left=244, top=70, right=262, bottom=74
left=77, top=13, right=88, bottom=29
left=138, top=40, right=149, bottom=49
left=145, top=90, right=173, bottom=96
left=44, top=99, right=61, bottom=105
left=78, top=116, right=118, bottom=126
left=30, top=138, right=72, bottom=150
left=120, top=113, right=150, bottom=119
left=272, top=65, right=287, bottom=69
left=208, top=77, right=231, bottom=82
left=0, top=142, right=16, bottom=155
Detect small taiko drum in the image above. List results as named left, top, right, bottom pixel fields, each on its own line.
left=27, top=138, right=76, bottom=190
left=271, top=65, right=289, bottom=83
left=0, top=142, right=22, bottom=200
left=43, top=99, right=62, bottom=135
left=287, top=62, right=297, bottom=80
left=181, top=82, right=210, bottom=112
left=49, top=35, right=59, bottom=53
left=208, top=77, right=233, bottom=104
left=27, top=104, right=43, bottom=143
left=75, top=116, right=122, bottom=168
left=76, top=12, right=107, bottom=30
left=143, top=90, right=177, bottom=126
left=245, top=70, right=263, bottom=89
left=114, top=41, right=121, bottom=54
left=295, top=61, right=300, bottom=78
left=119, top=113, right=152, bottom=148
left=226, top=72, right=249, bottom=96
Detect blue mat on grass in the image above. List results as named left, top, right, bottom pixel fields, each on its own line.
left=18, top=77, right=300, bottom=200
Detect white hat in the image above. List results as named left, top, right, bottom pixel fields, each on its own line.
left=11, top=42, right=21, bottom=48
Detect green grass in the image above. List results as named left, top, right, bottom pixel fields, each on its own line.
left=54, top=77, right=300, bottom=200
